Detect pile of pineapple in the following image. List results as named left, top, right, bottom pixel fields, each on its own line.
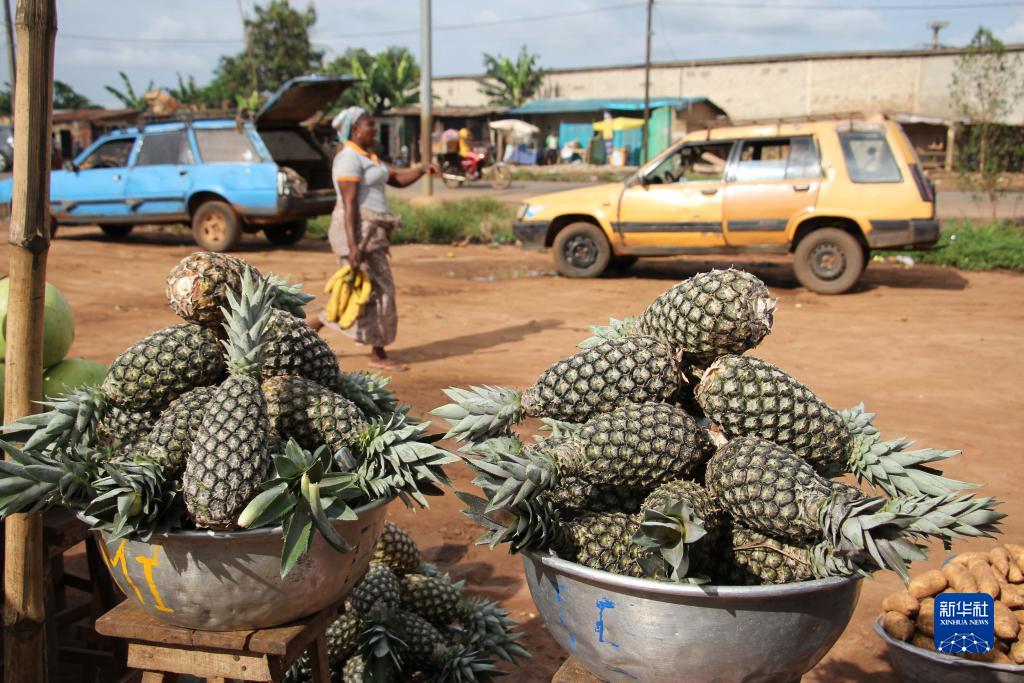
left=0, top=252, right=455, bottom=575
left=435, top=269, right=1005, bottom=585
left=288, top=521, right=527, bottom=683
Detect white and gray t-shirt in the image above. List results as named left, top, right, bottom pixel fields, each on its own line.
left=332, top=142, right=390, bottom=214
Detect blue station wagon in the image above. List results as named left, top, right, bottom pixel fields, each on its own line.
left=0, top=76, right=355, bottom=251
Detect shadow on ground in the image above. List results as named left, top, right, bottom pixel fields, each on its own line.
left=392, top=319, right=564, bottom=363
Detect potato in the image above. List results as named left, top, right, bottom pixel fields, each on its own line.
left=971, top=561, right=1001, bottom=599
left=993, top=649, right=1014, bottom=665
left=883, top=589, right=920, bottom=617
left=943, top=562, right=979, bottom=593
left=995, top=601, right=1020, bottom=640
left=910, top=632, right=935, bottom=651
left=990, top=547, right=1012, bottom=580
left=909, top=570, right=947, bottom=600
left=917, top=598, right=935, bottom=637
left=1015, top=609, right=1024, bottom=626
left=883, top=610, right=915, bottom=642
left=1010, top=561, right=1024, bottom=584
left=965, top=649, right=1002, bottom=663
left=953, top=551, right=990, bottom=567
left=1011, top=639, right=1024, bottom=665
left=1000, top=582, right=1024, bottom=609
left=1006, top=544, right=1024, bottom=572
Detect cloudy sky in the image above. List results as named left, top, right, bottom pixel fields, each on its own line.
left=10, top=0, right=1024, bottom=107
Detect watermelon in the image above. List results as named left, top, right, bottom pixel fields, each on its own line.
left=0, top=278, right=75, bottom=367
left=42, top=358, right=107, bottom=399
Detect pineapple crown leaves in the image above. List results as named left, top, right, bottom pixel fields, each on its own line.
left=431, top=386, right=523, bottom=443
left=219, top=269, right=276, bottom=376
left=881, top=493, right=1005, bottom=548
left=332, top=371, right=399, bottom=418
left=577, top=316, right=638, bottom=350
left=633, top=501, right=709, bottom=583
left=7, top=386, right=107, bottom=453
left=456, top=491, right=567, bottom=556
left=458, top=435, right=524, bottom=463
left=356, top=606, right=407, bottom=682
left=263, top=272, right=315, bottom=317
left=85, top=458, right=180, bottom=542
left=429, top=642, right=503, bottom=683
left=0, top=439, right=103, bottom=515
left=238, top=439, right=367, bottom=576
left=846, top=430, right=976, bottom=498
left=355, top=415, right=459, bottom=508
left=461, top=438, right=582, bottom=513
left=454, top=599, right=530, bottom=663
left=535, top=418, right=582, bottom=441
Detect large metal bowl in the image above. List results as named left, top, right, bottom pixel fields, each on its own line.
left=83, top=497, right=390, bottom=631
left=523, top=551, right=862, bottom=683
left=874, top=617, right=1024, bottom=682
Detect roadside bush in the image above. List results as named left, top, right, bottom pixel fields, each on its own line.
left=878, top=220, right=1024, bottom=271
left=305, top=198, right=516, bottom=245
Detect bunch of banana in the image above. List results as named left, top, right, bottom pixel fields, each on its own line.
left=324, top=265, right=372, bottom=328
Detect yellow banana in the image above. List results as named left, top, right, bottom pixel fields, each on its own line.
left=338, top=292, right=362, bottom=329
left=323, top=265, right=352, bottom=294
left=332, top=278, right=352, bottom=323
left=326, top=278, right=343, bottom=322
left=355, top=269, right=373, bottom=304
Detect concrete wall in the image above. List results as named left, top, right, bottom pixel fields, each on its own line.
left=433, top=47, right=1024, bottom=125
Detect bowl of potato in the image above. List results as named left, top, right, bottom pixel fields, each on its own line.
left=875, top=544, right=1024, bottom=682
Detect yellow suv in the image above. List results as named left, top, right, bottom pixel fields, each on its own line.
left=513, top=119, right=938, bottom=293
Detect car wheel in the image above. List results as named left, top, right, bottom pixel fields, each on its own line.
left=263, top=220, right=307, bottom=246
left=609, top=255, right=638, bottom=272
left=192, top=200, right=241, bottom=252
left=0, top=153, right=9, bottom=173
left=553, top=222, right=611, bottom=278
left=793, top=227, right=865, bottom=295
left=99, top=224, right=133, bottom=239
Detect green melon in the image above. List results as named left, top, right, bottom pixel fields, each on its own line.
left=0, top=278, right=75, bottom=367
left=43, top=358, right=107, bottom=398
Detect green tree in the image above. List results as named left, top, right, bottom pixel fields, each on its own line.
left=53, top=81, right=98, bottom=110
left=478, top=45, right=545, bottom=107
left=325, top=46, right=419, bottom=115
left=208, top=0, right=323, bottom=105
left=104, top=71, right=153, bottom=110
left=950, top=27, right=1024, bottom=219
left=167, top=73, right=213, bottom=110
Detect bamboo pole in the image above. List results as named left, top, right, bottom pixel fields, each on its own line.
left=3, top=1, right=56, bottom=681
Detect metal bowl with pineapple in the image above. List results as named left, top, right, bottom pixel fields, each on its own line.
left=0, top=253, right=457, bottom=631
left=434, top=268, right=1004, bottom=682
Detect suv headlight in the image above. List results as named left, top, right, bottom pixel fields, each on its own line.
left=517, top=203, right=529, bottom=220
left=518, top=203, right=542, bottom=220
left=277, top=170, right=290, bottom=197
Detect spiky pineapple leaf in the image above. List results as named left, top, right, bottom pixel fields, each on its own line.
left=281, top=503, right=313, bottom=577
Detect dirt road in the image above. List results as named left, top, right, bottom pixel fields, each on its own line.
left=7, top=227, right=1023, bottom=681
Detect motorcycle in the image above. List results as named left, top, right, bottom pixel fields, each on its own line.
left=438, top=149, right=512, bottom=190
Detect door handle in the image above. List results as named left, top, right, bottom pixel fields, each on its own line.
left=179, top=170, right=188, bottom=176
left=700, top=188, right=718, bottom=196
left=111, top=174, right=122, bottom=181
left=792, top=184, right=810, bottom=192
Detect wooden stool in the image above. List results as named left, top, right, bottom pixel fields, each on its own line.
left=552, top=656, right=605, bottom=683
left=95, top=598, right=339, bottom=682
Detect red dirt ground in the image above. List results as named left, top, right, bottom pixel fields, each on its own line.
left=5, top=226, right=1022, bottom=682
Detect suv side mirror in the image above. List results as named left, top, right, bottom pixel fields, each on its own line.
left=63, top=160, right=77, bottom=172
left=637, top=173, right=651, bottom=187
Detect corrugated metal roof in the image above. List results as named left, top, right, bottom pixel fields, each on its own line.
left=386, top=106, right=506, bottom=117
left=507, top=97, right=712, bottom=115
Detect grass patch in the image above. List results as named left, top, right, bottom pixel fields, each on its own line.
left=306, top=197, right=516, bottom=245
left=511, top=167, right=632, bottom=184
left=877, top=220, right=1024, bottom=271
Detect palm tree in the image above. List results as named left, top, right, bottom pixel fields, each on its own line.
left=104, top=71, right=153, bottom=111
left=327, top=47, right=420, bottom=115
left=478, top=46, right=545, bottom=107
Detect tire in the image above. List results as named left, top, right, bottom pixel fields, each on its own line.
left=488, top=163, right=512, bottom=190
left=263, top=220, right=307, bottom=246
left=0, top=153, right=9, bottom=173
left=191, top=200, right=241, bottom=252
left=441, top=162, right=464, bottom=189
left=99, top=224, right=133, bottom=239
left=792, top=227, right=865, bottom=295
left=609, top=255, right=638, bottom=271
left=553, top=222, right=612, bottom=278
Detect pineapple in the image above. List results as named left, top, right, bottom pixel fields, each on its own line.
left=569, top=512, right=651, bottom=577
left=468, top=403, right=710, bottom=512
left=695, top=355, right=975, bottom=497
left=635, top=269, right=776, bottom=365
left=399, top=573, right=462, bottom=626
left=134, top=386, right=216, bottom=471
left=546, top=475, right=645, bottom=517
left=372, top=521, right=423, bottom=576
left=262, top=309, right=340, bottom=384
left=341, top=655, right=369, bottom=683
left=635, top=478, right=724, bottom=580
left=351, top=562, right=402, bottom=618
left=103, top=323, right=226, bottom=413
left=725, top=525, right=856, bottom=585
left=183, top=272, right=274, bottom=529
left=166, top=252, right=314, bottom=325
left=95, top=406, right=154, bottom=449
left=262, top=375, right=367, bottom=456
left=433, top=336, right=681, bottom=443
left=327, top=611, right=363, bottom=665
left=391, top=611, right=498, bottom=681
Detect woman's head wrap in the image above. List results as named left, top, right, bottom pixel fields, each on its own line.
left=331, top=106, right=367, bottom=142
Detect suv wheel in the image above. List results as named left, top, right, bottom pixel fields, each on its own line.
left=0, top=153, right=9, bottom=173
left=192, top=200, right=241, bottom=252
left=263, top=220, right=307, bottom=246
left=99, top=225, right=133, bottom=239
left=553, top=222, right=611, bottom=278
left=793, top=227, right=865, bottom=295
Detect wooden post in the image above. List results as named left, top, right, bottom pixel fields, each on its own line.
left=3, top=1, right=56, bottom=682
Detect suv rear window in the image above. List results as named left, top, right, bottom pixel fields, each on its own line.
left=838, top=131, right=901, bottom=183
left=195, top=129, right=259, bottom=163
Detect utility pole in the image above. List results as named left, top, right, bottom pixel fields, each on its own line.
left=642, top=0, right=653, bottom=165
left=420, top=0, right=432, bottom=196
left=236, top=0, right=258, bottom=95
left=3, top=0, right=14, bottom=100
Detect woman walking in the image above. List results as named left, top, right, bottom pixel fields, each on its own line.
left=312, top=106, right=436, bottom=371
